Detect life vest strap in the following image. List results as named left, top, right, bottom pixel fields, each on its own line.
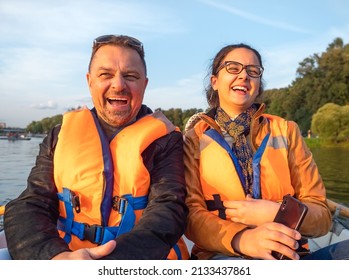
left=171, top=244, right=182, bottom=260
left=57, top=188, right=78, bottom=243
left=205, top=194, right=226, bottom=219
left=112, top=196, right=128, bottom=213
left=83, top=224, right=105, bottom=245
left=204, top=129, right=246, bottom=191
left=57, top=190, right=148, bottom=245
left=251, top=133, right=270, bottom=199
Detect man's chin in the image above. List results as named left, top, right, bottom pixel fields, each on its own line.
left=106, top=114, right=133, bottom=127
left=98, top=106, right=137, bottom=127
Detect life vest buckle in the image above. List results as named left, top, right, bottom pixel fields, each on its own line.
left=70, top=191, right=81, bottom=213
left=83, top=224, right=104, bottom=245
left=112, top=196, right=128, bottom=214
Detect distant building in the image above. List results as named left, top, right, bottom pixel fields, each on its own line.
left=0, top=122, right=6, bottom=129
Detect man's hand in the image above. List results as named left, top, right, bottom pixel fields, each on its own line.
left=52, top=240, right=116, bottom=260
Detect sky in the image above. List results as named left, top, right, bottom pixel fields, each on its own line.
left=1, top=0, right=349, bottom=128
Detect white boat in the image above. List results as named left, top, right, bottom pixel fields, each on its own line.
left=1, top=200, right=348, bottom=259
left=308, top=199, right=349, bottom=252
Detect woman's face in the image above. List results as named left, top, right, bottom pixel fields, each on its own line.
left=211, top=47, right=262, bottom=117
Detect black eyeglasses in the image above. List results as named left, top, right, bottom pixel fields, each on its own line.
left=92, top=35, right=144, bottom=58
left=216, top=61, right=264, bottom=78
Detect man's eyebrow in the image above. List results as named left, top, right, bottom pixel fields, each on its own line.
left=96, top=66, right=113, bottom=71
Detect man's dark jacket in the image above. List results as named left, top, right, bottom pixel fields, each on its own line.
left=4, top=105, right=188, bottom=259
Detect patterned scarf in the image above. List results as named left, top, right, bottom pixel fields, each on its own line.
left=215, top=105, right=258, bottom=195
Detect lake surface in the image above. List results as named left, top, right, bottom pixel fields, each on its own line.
left=311, top=146, right=349, bottom=205
left=0, top=137, right=42, bottom=205
left=0, top=138, right=348, bottom=206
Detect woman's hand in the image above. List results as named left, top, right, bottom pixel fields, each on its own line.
left=232, top=222, right=301, bottom=260
left=224, top=195, right=280, bottom=227
left=51, top=240, right=116, bottom=260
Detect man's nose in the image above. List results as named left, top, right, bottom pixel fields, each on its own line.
left=111, top=74, right=126, bottom=90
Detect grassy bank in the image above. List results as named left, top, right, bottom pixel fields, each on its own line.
left=304, top=137, right=349, bottom=148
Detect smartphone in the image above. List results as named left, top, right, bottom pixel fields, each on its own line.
left=271, top=194, right=308, bottom=260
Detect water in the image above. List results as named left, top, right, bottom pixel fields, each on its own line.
left=0, top=138, right=349, bottom=222
left=0, top=137, right=42, bottom=205
left=311, top=146, right=349, bottom=205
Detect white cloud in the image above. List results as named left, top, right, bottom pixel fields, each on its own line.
left=1, top=0, right=348, bottom=127
left=31, top=100, right=58, bottom=110
left=0, top=0, right=189, bottom=127
left=197, top=0, right=311, bottom=34
left=0, top=0, right=186, bottom=45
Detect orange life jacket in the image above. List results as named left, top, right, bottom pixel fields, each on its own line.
left=54, top=108, right=189, bottom=259
left=195, top=113, right=294, bottom=210
left=194, top=114, right=309, bottom=252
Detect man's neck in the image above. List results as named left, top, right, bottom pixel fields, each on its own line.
left=97, top=116, right=135, bottom=140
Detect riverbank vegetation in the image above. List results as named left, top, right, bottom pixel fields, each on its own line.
left=262, top=37, right=349, bottom=145
left=304, top=137, right=349, bottom=148
left=23, top=37, right=349, bottom=146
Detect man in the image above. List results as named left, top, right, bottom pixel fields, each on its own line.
left=4, top=35, right=188, bottom=260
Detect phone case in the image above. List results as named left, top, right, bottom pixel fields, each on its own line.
left=271, top=194, right=308, bottom=260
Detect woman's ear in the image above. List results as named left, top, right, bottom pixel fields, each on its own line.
left=210, top=74, right=218, bottom=91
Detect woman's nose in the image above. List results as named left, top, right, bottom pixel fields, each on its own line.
left=238, top=68, right=250, bottom=80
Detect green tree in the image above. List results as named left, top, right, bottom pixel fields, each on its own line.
left=161, top=108, right=204, bottom=131
left=264, top=37, right=349, bottom=133
left=263, top=88, right=289, bottom=118
left=338, top=105, right=349, bottom=142
left=26, top=114, right=63, bottom=134
left=26, top=121, right=44, bottom=134
left=311, top=103, right=349, bottom=143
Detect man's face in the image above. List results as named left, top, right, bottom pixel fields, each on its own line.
left=86, top=45, right=148, bottom=127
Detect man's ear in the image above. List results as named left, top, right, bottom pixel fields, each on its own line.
left=86, top=72, right=91, bottom=87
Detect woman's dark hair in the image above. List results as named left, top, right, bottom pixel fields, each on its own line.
left=205, top=43, right=265, bottom=109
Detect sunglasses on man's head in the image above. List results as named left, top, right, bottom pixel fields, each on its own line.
left=92, top=35, right=144, bottom=57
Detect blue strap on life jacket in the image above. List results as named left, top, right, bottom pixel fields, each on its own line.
left=57, top=187, right=76, bottom=243
left=204, top=129, right=270, bottom=199
left=251, top=133, right=270, bottom=199
left=57, top=189, right=148, bottom=245
left=204, top=129, right=246, bottom=190
left=172, top=244, right=182, bottom=260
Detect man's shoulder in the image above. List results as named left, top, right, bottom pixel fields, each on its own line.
left=137, top=104, right=153, bottom=119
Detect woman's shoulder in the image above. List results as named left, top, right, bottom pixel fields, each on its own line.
left=184, top=112, right=206, bottom=134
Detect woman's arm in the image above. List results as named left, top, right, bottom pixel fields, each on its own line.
left=184, top=129, right=247, bottom=256
left=287, top=121, right=332, bottom=237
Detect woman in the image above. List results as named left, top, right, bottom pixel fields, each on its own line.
left=183, top=43, right=336, bottom=260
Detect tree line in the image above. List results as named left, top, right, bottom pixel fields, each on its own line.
left=26, top=107, right=204, bottom=133
left=26, top=37, right=349, bottom=143
left=262, top=37, right=349, bottom=142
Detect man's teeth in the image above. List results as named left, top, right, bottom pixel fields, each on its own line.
left=108, top=97, right=127, bottom=101
left=107, top=97, right=127, bottom=104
